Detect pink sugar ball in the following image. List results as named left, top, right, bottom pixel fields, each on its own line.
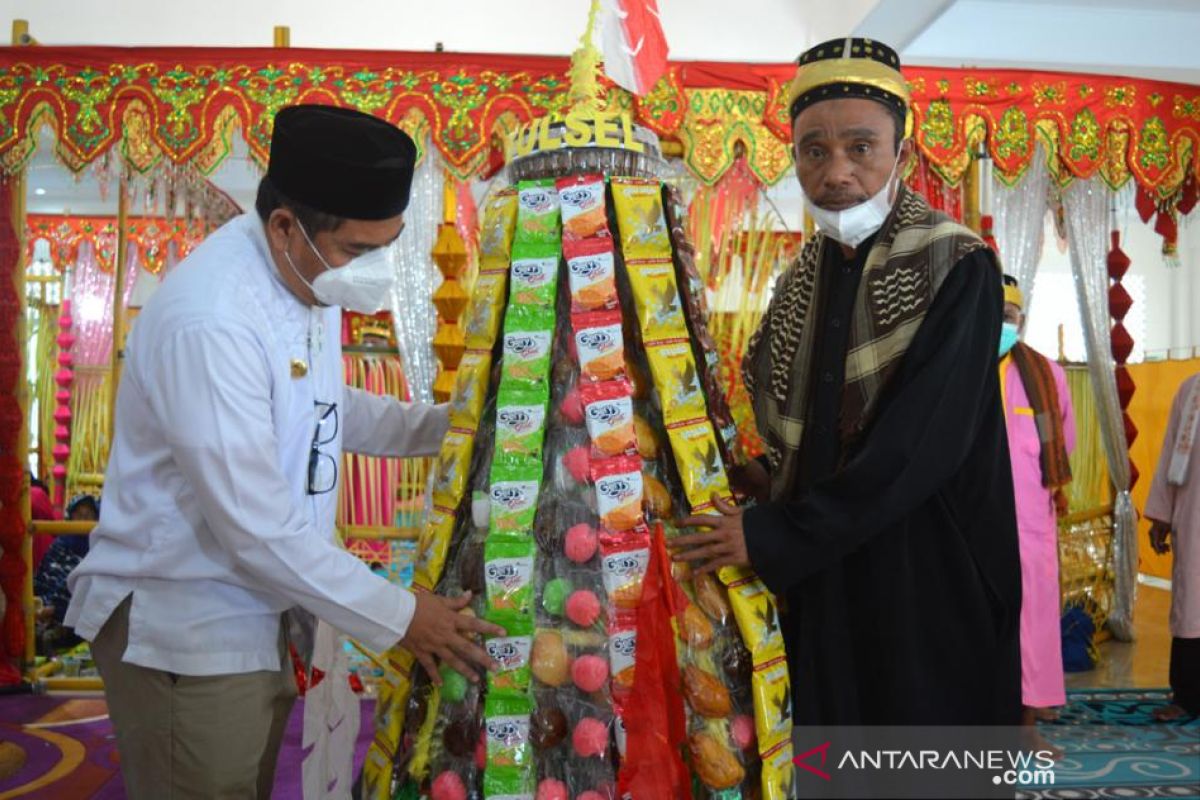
left=560, top=387, right=585, bottom=425
left=572, top=716, right=608, bottom=757
left=731, top=713, right=756, bottom=750
left=562, top=445, right=592, bottom=484
left=536, top=778, right=569, bottom=800
left=571, top=654, right=609, bottom=692
left=565, top=589, right=601, bottom=627
left=430, top=770, right=466, bottom=800
left=564, top=523, right=598, bottom=563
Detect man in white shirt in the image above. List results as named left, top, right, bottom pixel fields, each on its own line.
left=66, top=105, right=502, bottom=799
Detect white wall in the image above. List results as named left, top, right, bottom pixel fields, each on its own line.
left=1024, top=205, right=1199, bottom=364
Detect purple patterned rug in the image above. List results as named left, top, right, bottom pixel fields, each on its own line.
left=0, top=693, right=375, bottom=799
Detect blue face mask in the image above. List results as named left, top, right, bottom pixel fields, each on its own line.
left=998, top=322, right=1020, bottom=356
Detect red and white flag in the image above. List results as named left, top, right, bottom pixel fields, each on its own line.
left=598, top=0, right=670, bottom=96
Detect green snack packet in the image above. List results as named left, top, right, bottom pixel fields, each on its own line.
left=483, top=765, right=534, bottom=799
left=483, top=609, right=534, bottom=694
left=500, top=305, right=554, bottom=389
left=487, top=460, right=542, bottom=539
left=484, top=692, right=534, bottom=769
left=515, top=179, right=561, bottom=245
left=509, top=241, right=561, bottom=309
left=494, top=386, right=548, bottom=464
left=483, top=538, right=536, bottom=615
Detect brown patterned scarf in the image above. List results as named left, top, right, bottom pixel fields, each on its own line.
left=1010, top=341, right=1073, bottom=514
left=743, top=185, right=999, bottom=500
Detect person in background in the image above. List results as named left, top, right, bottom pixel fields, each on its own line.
left=998, top=275, right=1075, bottom=738
left=1146, top=371, right=1200, bottom=721
left=29, top=474, right=59, bottom=571
left=34, top=494, right=100, bottom=651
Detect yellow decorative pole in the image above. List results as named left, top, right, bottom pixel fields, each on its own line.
left=963, top=151, right=982, bottom=234
left=429, top=173, right=468, bottom=402
left=273, top=26, right=290, bottom=47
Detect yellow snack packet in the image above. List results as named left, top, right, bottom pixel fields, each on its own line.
left=479, top=188, right=519, bottom=267
left=726, top=575, right=786, bottom=663
left=611, top=177, right=672, bottom=260
left=751, top=654, right=793, bottom=756
left=430, top=429, right=475, bottom=510
left=665, top=419, right=732, bottom=512
left=415, top=505, right=458, bottom=588
left=375, top=665, right=411, bottom=754
left=463, top=269, right=510, bottom=350
left=627, top=259, right=689, bottom=342
left=644, top=340, right=707, bottom=424
left=361, top=743, right=397, bottom=800
left=448, top=349, right=493, bottom=430
left=760, top=735, right=796, bottom=800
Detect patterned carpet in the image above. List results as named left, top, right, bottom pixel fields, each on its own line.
left=0, top=689, right=1194, bottom=798
left=1020, top=689, right=1200, bottom=799
left=0, top=694, right=374, bottom=799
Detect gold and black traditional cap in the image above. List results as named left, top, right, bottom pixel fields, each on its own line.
left=268, top=104, right=417, bottom=220
left=785, top=37, right=912, bottom=136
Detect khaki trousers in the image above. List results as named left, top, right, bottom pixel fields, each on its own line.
left=92, top=596, right=298, bottom=799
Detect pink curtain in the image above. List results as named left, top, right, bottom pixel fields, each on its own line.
left=69, top=242, right=139, bottom=367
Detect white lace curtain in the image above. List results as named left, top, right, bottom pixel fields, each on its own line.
left=1062, top=178, right=1138, bottom=641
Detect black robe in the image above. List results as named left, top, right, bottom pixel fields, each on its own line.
left=743, top=239, right=1022, bottom=726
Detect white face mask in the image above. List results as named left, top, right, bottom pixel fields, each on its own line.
left=285, top=222, right=396, bottom=314
left=803, top=151, right=903, bottom=249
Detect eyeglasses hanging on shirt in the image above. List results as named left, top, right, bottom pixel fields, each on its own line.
left=308, top=401, right=339, bottom=495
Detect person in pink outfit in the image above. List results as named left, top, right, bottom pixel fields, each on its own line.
left=998, top=276, right=1076, bottom=733
left=1145, top=371, right=1200, bottom=721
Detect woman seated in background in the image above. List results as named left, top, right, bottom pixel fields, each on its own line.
left=34, top=494, right=99, bottom=652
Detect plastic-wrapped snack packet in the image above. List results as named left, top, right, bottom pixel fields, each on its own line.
left=626, top=259, right=688, bottom=343
left=565, top=237, right=619, bottom=313
left=572, top=310, right=626, bottom=384
left=483, top=765, right=534, bottom=799
left=751, top=654, right=793, bottom=756
left=580, top=380, right=637, bottom=458
left=761, top=736, right=796, bottom=800
left=465, top=268, right=511, bottom=350
left=591, top=455, right=645, bottom=533
left=509, top=241, right=560, bottom=308
left=644, top=339, right=707, bottom=424
left=725, top=575, right=786, bottom=663
left=479, top=188, right=519, bottom=268
left=448, top=349, right=492, bottom=430
left=665, top=419, right=733, bottom=512
left=484, top=610, right=534, bottom=694
left=483, top=537, right=536, bottom=615
left=495, top=386, right=548, bottom=463
left=688, top=729, right=746, bottom=790
left=501, top=306, right=555, bottom=388
left=515, top=178, right=560, bottom=245
left=611, top=176, right=672, bottom=260
left=413, top=505, right=458, bottom=591
left=557, top=173, right=608, bottom=241
left=599, top=528, right=651, bottom=610
left=488, top=460, right=542, bottom=540
left=484, top=692, right=534, bottom=769
left=430, top=428, right=475, bottom=509
left=607, top=612, right=638, bottom=694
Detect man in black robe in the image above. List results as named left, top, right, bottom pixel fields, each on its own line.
left=673, top=38, right=1021, bottom=726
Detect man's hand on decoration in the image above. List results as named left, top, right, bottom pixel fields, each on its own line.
left=671, top=495, right=751, bottom=576
left=1148, top=520, right=1172, bottom=555
left=400, top=590, right=504, bottom=684
left=728, top=459, right=770, bottom=504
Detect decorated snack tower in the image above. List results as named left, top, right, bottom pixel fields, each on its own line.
left=362, top=20, right=793, bottom=800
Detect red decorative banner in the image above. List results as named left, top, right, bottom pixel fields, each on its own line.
left=26, top=214, right=209, bottom=274
left=0, top=47, right=1195, bottom=201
